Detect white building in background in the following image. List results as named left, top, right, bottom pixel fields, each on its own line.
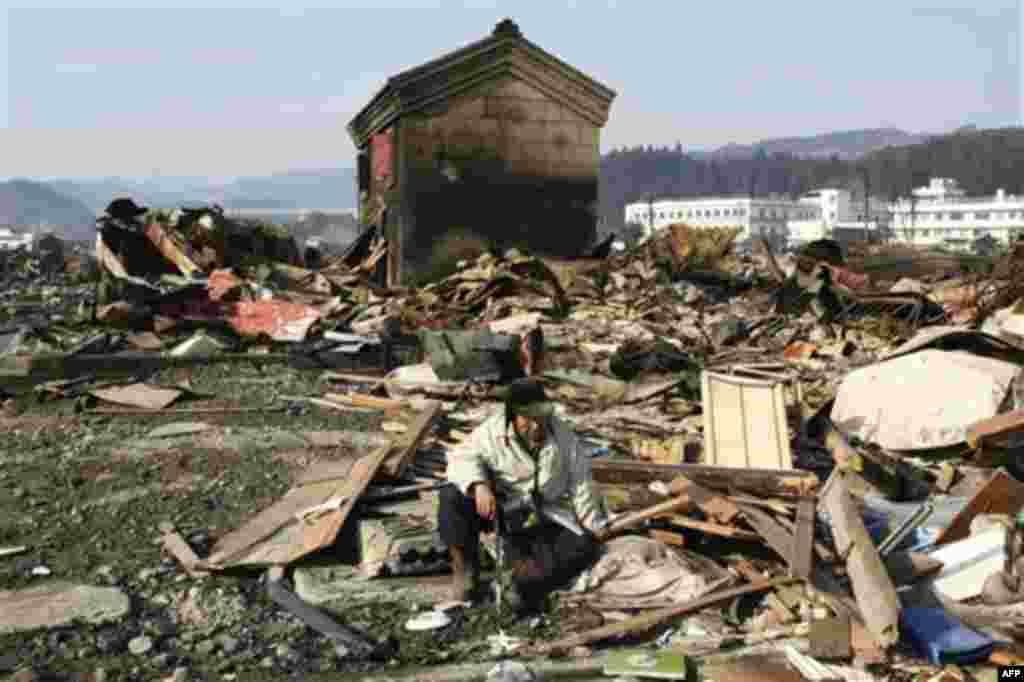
left=890, top=178, right=1024, bottom=251
left=624, top=195, right=815, bottom=250
left=0, top=227, right=33, bottom=251
left=787, top=188, right=890, bottom=247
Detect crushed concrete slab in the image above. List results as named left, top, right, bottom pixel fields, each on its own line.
left=0, top=581, right=130, bottom=633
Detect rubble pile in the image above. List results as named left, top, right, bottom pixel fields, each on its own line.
left=3, top=206, right=1024, bottom=682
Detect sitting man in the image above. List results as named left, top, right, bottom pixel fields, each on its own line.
left=439, top=378, right=608, bottom=613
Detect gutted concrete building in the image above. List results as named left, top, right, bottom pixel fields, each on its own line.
left=348, top=19, right=616, bottom=286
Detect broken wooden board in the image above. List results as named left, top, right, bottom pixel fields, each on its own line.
left=966, top=408, right=1024, bottom=448
left=792, top=497, right=816, bottom=581
left=201, top=401, right=440, bottom=569
left=666, top=515, right=760, bottom=541
left=380, top=401, right=441, bottom=479
left=668, top=475, right=740, bottom=524
left=158, top=521, right=209, bottom=578
left=202, top=457, right=362, bottom=569
left=819, top=471, right=901, bottom=649
left=591, top=459, right=818, bottom=498
left=596, top=493, right=696, bottom=541
left=701, top=370, right=793, bottom=470
left=739, top=504, right=798, bottom=577
left=933, top=470, right=1024, bottom=547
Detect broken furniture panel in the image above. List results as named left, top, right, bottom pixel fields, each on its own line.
left=701, top=369, right=795, bottom=470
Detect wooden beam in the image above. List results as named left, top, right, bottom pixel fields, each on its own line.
left=530, top=578, right=794, bottom=656
left=966, top=408, right=1024, bottom=448
left=819, top=472, right=901, bottom=649
left=595, top=493, right=696, bottom=542
left=591, top=459, right=818, bottom=498
left=669, top=475, right=740, bottom=524
left=380, top=400, right=441, bottom=479
left=739, top=504, right=797, bottom=575
left=933, top=470, right=1024, bottom=547
left=666, top=515, right=760, bottom=541
left=158, top=521, right=209, bottom=578
left=791, top=497, right=816, bottom=581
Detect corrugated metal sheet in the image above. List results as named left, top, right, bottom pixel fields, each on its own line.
left=701, top=370, right=793, bottom=470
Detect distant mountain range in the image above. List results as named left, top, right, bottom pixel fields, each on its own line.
left=0, top=180, right=97, bottom=241
left=47, top=168, right=359, bottom=214
left=1, top=128, right=934, bottom=239
left=696, top=127, right=929, bottom=161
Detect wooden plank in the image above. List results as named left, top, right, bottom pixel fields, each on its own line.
left=666, top=515, right=761, bottom=541
left=820, top=472, right=901, bottom=649
left=531, top=578, right=795, bottom=656
left=203, top=458, right=361, bottom=567
left=295, top=444, right=397, bottom=562
left=668, top=475, right=740, bottom=524
left=739, top=504, right=796, bottom=572
left=648, top=529, right=686, bottom=547
left=158, top=522, right=209, bottom=578
left=380, top=400, right=441, bottom=479
left=595, top=493, right=696, bottom=541
left=966, top=408, right=1024, bottom=448
left=933, top=470, right=1024, bottom=547
left=792, top=497, right=815, bottom=581
left=591, top=459, right=818, bottom=498
left=323, top=392, right=407, bottom=412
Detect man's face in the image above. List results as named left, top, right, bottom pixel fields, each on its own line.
left=513, top=414, right=545, bottom=450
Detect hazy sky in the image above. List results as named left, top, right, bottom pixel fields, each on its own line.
left=1, top=0, right=1021, bottom=179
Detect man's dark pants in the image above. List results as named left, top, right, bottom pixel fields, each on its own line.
left=438, top=484, right=601, bottom=602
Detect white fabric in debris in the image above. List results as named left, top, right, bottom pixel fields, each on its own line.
left=572, top=536, right=716, bottom=606
left=831, top=349, right=1019, bottom=451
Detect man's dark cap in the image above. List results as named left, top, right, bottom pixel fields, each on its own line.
left=504, top=378, right=554, bottom=419
left=105, top=197, right=149, bottom=220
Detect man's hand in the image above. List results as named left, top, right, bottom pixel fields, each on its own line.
left=472, top=483, right=496, bottom=522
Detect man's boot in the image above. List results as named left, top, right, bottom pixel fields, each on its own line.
left=448, top=545, right=479, bottom=602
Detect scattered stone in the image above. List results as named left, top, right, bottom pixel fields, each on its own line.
left=95, top=628, right=127, bottom=655
left=274, top=643, right=298, bottom=662
left=13, top=669, right=39, bottom=682
left=128, top=635, right=154, bottom=655
left=30, top=565, right=51, bottom=577
left=195, top=640, right=217, bottom=657
left=0, top=582, right=131, bottom=634
left=0, top=654, right=18, bottom=673
left=217, top=635, right=240, bottom=656
left=164, top=667, right=189, bottom=682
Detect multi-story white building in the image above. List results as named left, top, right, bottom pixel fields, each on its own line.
left=624, top=195, right=815, bottom=250
left=0, top=227, right=33, bottom=251
left=890, top=178, right=1024, bottom=251
left=787, top=188, right=890, bottom=247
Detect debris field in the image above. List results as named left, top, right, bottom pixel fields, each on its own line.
left=2, top=207, right=1024, bottom=682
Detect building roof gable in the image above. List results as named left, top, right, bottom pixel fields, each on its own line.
left=347, top=19, right=616, bottom=148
